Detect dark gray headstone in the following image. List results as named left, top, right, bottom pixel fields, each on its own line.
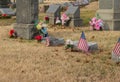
left=97, top=0, right=120, bottom=30
left=73, top=0, right=89, bottom=6
left=14, top=0, right=39, bottom=39
left=0, top=8, right=15, bottom=16
left=0, top=0, right=10, bottom=8
left=61, top=2, right=73, bottom=8
left=65, top=6, right=82, bottom=27
left=46, top=4, right=60, bottom=17
left=72, top=41, right=98, bottom=51
left=65, top=6, right=80, bottom=18
left=46, top=4, right=61, bottom=25
left=41, top=36, right=65, bottom=46
left=49, top=37, right=65, bottom=46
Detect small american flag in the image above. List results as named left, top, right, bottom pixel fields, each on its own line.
left=78, top=31, right=89, bottom=52
left=113, top=38, right=120, bottom=56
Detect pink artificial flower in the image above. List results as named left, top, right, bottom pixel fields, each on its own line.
left=95, top=19, right=103, bottom=30
left=89, top=17, right=97, bottom=26
left=91, top=17, right=97, bottom=25
left=95, top=22, right=100, bottom=30
left=61, top=13, right=69, bottom=25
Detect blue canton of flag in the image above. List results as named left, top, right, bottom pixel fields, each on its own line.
left=78, top=31, right=89, bottom=52
left=113, top=38, right=120, bottom=56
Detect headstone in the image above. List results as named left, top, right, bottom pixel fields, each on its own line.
left=42, top=36, right=65, bottom=46
left=88, top=42, right=98, bottom=51
left=0, top=0, right=10, bottom=8
left=46, top=4, right=61, bottom=25
left=97, top=0, right=120, bottom=30
left=112, top=52, right=120, bottom=63
left=13, top=0, right=39, bottom=39
left=49, top=37, right=65, bottom=46
left=0, top=8, right=15, bottom=16
left=61, top=2, right=73, bottom=8
left=72, top=41, right=98, bottom=51
left=74, top=0, right=89, bottom=6
left=65, top=6, right=82, bottom=27
left=111, top=38, right=120, bottom=62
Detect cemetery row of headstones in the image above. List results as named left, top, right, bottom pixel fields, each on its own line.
left=46, top=4, right=82, bottom=27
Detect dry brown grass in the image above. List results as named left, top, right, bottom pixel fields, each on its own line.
left=0, top=1, right=120, bottom=82
left=81, top=1, right=98, bottom=11
left=0, top=25, right=120, bottom=82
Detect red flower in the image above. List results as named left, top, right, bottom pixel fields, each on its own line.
left=45, top=16, right=49, bottom=21
left=2, top=14, right=7, bottom=17
left=35, top=35, right=42, bottom=41
left=9, top=29, right=17, bottom=38
left=9, top=29, right=15, bottom=36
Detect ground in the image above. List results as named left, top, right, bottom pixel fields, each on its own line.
left=0, top=1, right=120, bottom=82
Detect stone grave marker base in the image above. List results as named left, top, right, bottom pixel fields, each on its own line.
left=14, top=23, right=37, bottom=40
left=72, top=41, right=98, bottom=52
left=112, top=51, right=120, bottom=63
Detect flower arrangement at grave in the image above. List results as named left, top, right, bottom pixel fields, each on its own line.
left=34, top=21, right=49, bottom=43
left=36, top=22, right=42, bottom=30
left=9, top=29, right=17, bottom=38
left=34, top=35, right=43, bottom=42
left=44, top=16, right=49, bottom=24
left=61, top=13, right=70, bottom=25
left=2, top=14, right=7, bottom=17
left=55, top=17, right=61, bottom=25
left=39, top=26, right=48, bottom=37
left=37, top=22, right=48, bottom=37
left=65, top=39, right=74, bottom=51
left=89, top=14, right=104, bottom=31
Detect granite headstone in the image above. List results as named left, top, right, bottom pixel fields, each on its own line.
left=0, top=0, right=10, bottom=8
left=41, top=36, right=65, bottom=46
left=46, top=4, right=61, bottom=25
left=14, top=0, right=39, bottom=39
left=112, top=52, right=120, bottom=63
left=97, top=0, right=120, bottom=30
left=72, top=41, right=98, bottom=51
left=49, top=37, right=65, bottom=46
left=111, top=38, right=120, bottom=63
left=65, top=6, right=82, bottom=27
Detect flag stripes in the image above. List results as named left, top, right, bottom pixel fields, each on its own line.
left=78, top=31, right=89, bottom=52
left=46, top=37, right=50, bottom=46
left=113, top=38, right=120, bottom=56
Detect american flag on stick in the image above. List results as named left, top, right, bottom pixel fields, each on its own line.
left=113, top=38, right=120, bottom=56
left=78, top=31, right=89, bottom=52
left=46, top=37, right=50, bottom=46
